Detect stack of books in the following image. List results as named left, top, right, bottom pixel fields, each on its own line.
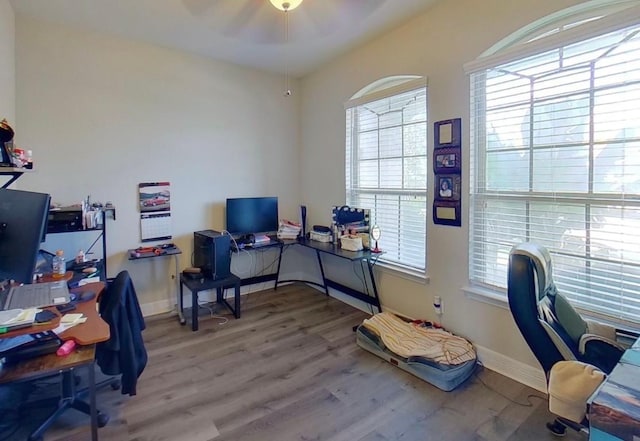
left=277, top=219, right=302, bottom=240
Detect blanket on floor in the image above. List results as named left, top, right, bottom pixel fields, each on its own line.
left=362, top=312, right=476, bottom=365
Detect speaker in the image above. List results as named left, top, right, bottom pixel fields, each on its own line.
left=300, top=205, right=307, bottom=238
left=193, top=230, right=231, bottom=280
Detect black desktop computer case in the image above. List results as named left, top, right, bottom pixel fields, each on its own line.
left=193, top=230, right=231, bottom=280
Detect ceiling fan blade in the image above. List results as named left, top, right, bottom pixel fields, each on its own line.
left=181, top=0, right=217, bottom=16
left=220, top=0, right=263, bottom=35
left=293, top=0, right=386, bottom=38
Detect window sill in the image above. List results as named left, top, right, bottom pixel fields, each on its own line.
left=462, top=285, right=509, bottom=310
left=374, top=261, right=430, bottom=284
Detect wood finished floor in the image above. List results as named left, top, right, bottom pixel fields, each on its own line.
left=41, top=284, right=586, bottom=441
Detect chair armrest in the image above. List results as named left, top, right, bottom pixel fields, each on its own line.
left=585, top=319, right=617, bottom=342
left=579, top=333, right=625, bottom=355
left=579, top=334, right=625, bottom=374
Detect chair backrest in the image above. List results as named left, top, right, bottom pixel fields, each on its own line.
left=507, top=242, right=581, bottom=375
left=96, top=270, right=147, bottom=396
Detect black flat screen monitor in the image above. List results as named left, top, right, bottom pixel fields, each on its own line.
left=226, top=197, right=278, bottom=236
left=0, top=188, right=51, bottom=284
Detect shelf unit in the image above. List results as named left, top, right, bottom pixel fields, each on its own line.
left=47, top=208, right=116, bottom=279
left=0, top=169, right=116, bottom=279
left=0, top=167, right=33, bottom=188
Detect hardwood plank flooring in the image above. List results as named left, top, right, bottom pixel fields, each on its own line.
left=21, top=284, right=586, bottom=441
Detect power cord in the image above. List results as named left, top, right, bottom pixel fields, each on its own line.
left=197, top=301, right=228, bottom=325
left=473, top=363, right=546, bottom=407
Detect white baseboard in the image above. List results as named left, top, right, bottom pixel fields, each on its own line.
left=475, top=344, right=547, bottom=393
left=140, top=299, right=174, bottom=317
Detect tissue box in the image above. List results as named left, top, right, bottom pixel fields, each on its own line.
left=340, top=235, right=363, bottom=251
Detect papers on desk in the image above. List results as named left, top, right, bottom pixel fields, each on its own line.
left=0, top=308, right=38, bottom=331
left=52, top=312, right=87, bottom=335
left=78, top=277, right=101, bottom=286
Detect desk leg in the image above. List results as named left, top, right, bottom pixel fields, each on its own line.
left=89, top=362, right=98, bottom=441
left=191, top=288, right=199, bottom=332
left=274, top=245, right=284, bottom=290
left=174, top=255, right=181, bottom=317
left=315, top=250, right=329, bottom=295
left=366, top=260, right=382, bottom=313
left=235, top=282, right=241, bottom=318
left=178, top=279, right=186, bottom=325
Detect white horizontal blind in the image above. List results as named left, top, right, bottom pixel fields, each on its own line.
left=346, top=87, right=427, bottom=270
left=470, top=21, right=640, bottom=323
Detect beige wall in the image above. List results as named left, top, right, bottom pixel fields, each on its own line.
left=0, top=0, right=15, bottom=125
left=7, top=0, right=598, bottom=386
left=14, top=16, right=301, bottom=313
left=299, top=0, right=588, bottom=378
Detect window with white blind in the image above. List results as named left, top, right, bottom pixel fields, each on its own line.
left=345, top=78, right=427, bottom=272
left=468, top=4, right=640, bottom=324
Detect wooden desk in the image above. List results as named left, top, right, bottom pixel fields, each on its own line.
left=0, top=283, right=110, bottom=441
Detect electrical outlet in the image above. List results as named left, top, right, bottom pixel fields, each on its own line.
left=433, top=295, right=443, bottom=315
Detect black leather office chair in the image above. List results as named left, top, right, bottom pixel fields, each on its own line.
left=20, top=270, right=147, bottom=440
left=507, top=242, right=626, bottom=435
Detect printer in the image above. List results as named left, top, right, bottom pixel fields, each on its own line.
left=47, top=207, right=84, bottom=233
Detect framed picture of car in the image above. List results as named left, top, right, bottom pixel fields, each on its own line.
left=139, top=182, right=171, bottom=212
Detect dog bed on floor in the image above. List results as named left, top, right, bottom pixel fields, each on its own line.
left=356, top=314, right=476, bottom=392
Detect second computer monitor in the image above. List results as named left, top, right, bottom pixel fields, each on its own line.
left=225, top=197, right=278, bottom=236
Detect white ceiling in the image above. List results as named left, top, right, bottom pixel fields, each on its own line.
left=9, top=0, right=439, bottom=77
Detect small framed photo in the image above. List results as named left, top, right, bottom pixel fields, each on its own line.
left=435, top=175, right=461, bottom=201
left=433, top=200, right=461, bottom=227
left=434, top=118, right=461, bottom=149
left=434, top=147, right=461, bottom=173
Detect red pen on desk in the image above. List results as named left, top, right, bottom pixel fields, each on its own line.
left=56, top=339, right=76, bottom=356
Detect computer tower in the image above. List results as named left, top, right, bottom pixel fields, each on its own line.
left=193, top=230, right=231, bottom=280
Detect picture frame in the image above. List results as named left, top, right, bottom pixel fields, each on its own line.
left=433, top=200, right=461, bottom=227
left=434, top=147, right=461, bottom=174
left=435, top=175, right=461, bottom=201
left=434, top=118, right=462, bottom=149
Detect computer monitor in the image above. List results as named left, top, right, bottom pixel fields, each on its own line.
left=0, top=188, right=51, bottom=284
left=225, top=197, right=278, bottom=236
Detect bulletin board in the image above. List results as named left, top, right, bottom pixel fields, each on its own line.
left=433, top=119, right=462, bottom=227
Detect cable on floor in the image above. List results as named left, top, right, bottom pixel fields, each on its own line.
left=197, top=301, right=229, bottom=325
left=473, top=363, right=546, bottom=407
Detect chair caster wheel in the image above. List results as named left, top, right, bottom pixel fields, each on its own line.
left=97, top=412, right=110, bottom=428
left=110, top=379, right=121, bottom=390
left=546, top=419, right=567, bottom=436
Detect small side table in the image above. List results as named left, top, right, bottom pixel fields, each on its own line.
left=179, top=273, right=241, bottom=331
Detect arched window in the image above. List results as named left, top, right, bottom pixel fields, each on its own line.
left=466, top=1, right=640, bottom=324
left=345, top=76, right=427, bottom=272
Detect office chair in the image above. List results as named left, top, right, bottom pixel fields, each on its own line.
left=22, top=270, right=147, bottom=440
left=507, top=242, right=626, bottom=436
left=96, top=270, right=148, bottom=397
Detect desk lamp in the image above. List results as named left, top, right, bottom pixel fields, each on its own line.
left=371, top=225, right=382, bottom=253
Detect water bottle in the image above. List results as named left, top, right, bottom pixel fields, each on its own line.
left=52, top=250, right=66, bottom=279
